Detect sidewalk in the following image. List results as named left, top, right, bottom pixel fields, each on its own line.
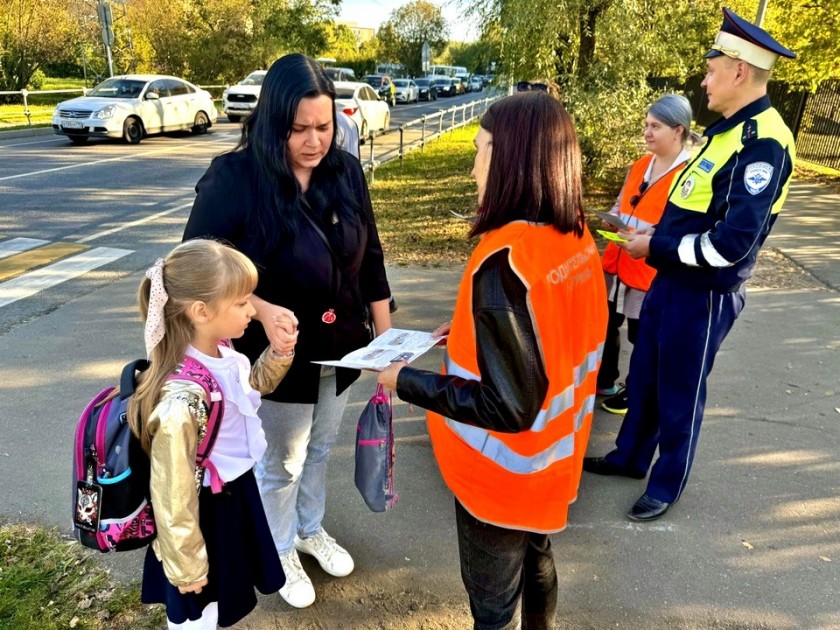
left=0, top=180, right=838, bottom=629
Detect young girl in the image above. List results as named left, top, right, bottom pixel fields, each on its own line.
left=129, top=239, right=298, bottom=629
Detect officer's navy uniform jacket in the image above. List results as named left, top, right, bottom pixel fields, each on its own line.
left=604, top=96, right=795, bottom=503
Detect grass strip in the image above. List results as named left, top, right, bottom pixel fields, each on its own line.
left=0, top=523, right=164, bottom=629
left=369, top=122, right=621, bottom=265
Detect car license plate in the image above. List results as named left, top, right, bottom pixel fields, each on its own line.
left=62, top=120, right=85, bottom=129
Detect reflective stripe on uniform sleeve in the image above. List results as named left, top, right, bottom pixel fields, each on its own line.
left=678, top=234, right=700, bottom=266
left=699, top=233, right=733, bottom=267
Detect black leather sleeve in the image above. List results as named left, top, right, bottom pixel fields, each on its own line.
left=396, top=249, right=548, bottom=433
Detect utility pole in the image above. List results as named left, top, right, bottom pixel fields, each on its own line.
left=755, top=0, right=769, bottom=26
left=97, top=0, right=115, bottom=77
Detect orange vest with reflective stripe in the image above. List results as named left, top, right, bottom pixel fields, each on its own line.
left=601, top=154, right=686, bottom=291
left=427, top=221, right=608, bottom=533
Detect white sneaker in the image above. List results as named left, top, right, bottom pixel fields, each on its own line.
left=295, top=529, right=355, bottom=577
left=278, top=549, right=316, bottom=608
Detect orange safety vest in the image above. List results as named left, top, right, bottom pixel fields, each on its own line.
left=601, top=154, right=687, bottom=291
left=427, top=221, right=608, bottom=533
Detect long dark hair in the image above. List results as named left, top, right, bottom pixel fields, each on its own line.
left=471, top=92, right=585, bottom=238
left=235, top=53, right=355, bottom=241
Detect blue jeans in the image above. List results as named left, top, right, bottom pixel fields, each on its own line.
left=255, top=368, right=350, bottom=555
left=455, top=500, right=558, bottom=630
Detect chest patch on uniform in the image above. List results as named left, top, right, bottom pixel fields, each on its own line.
left=744, top=162, right=774, bottom=195
left=698, top=159, right=714, bottom=173
left=680, top=175, right=696, bottom=198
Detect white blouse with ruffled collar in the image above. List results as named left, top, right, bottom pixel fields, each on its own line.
left=186, top=344, right=267, bottom=485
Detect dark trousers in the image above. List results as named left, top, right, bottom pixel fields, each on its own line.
left=455, top=500, right=557, bottom=630
left=604, top=276, right=745, bottom=503
left=597, top=298, right=640, bottom=390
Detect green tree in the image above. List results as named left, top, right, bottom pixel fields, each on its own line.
left=379, top=0, right=448, bottom=77
left=0, top=0, right=76, bottom=90
left=765, top=0, right=840, bottom=91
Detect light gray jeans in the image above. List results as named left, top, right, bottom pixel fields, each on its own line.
left=255, top=367, right=351, bottom=556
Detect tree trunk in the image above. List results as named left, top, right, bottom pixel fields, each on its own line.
left=578, top=0, right=610, bottom=80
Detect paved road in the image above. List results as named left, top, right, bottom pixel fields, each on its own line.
left=0, top=92, right=490, bottom=335
left=1, top=110, right=838, bottom=628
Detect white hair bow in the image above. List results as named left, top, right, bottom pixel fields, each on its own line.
left=144, top=258, right=168, bottom=357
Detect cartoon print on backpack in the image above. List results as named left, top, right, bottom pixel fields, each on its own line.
left=74, top=481, right=102, bottom=533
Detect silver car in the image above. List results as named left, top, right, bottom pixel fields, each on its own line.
left=393, top=79, right=419, bottom=104
left=52, top=74, right=218, bottom=145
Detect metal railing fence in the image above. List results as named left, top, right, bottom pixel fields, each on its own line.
left=360, top=96, right=502, bottom=181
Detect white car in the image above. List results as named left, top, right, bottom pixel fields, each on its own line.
left=52, top=74, right=217, bottom=145
left=393, top=79, right=419, bottom=103
left=223, top=70, right=266, bottom=122
left=333, top=81, right=390, bottom=141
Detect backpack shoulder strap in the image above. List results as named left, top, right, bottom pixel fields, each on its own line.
left=168, top=353, right=225, bottom=493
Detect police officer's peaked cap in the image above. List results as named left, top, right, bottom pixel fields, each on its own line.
left=705, top=7, right=795, bottom=70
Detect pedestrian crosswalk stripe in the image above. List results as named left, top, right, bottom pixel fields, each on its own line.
left=0, top=237, right=51, bottom=261
left=0, top=247, right=132, bottom=309
left=0, top=242, right=88, bottom=282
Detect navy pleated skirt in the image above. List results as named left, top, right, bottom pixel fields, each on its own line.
left=141, top=468, right=285, bottom=627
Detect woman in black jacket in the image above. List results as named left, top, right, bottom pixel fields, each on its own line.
left=183, top=53, right=391, bottom=610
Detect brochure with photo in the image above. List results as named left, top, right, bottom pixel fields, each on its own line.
left=313, top=328, right=445, bottom=371
left=593, top=210, right=628, bottom=231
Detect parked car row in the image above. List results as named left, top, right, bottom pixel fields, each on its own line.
left=51, top=66, right=489, bottom=147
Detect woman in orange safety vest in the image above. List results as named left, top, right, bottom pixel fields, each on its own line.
left=378, top=92, right=608, bottom=629
left=597, top=94, right=697, bottom=416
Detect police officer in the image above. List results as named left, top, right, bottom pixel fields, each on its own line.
left=583, top=7, right=796, bottom=521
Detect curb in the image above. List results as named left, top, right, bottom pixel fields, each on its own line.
left=0, top=126, right=54, bottom=141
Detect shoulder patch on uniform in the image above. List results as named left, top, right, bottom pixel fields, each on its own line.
left=742, top=119, right=758, bottom=144
left=698, top=158, right=714, bottom=173
left=744, top=162, right=774, bottom=195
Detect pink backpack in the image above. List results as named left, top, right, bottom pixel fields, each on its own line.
left=72, top=354, right=225, bottom=552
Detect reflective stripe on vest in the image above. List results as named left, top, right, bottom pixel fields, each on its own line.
left=444, top=346, right=602, bottom=434
left=602, top=154, right=685, bottom=291
left=442, top=354, right=597, bottom=473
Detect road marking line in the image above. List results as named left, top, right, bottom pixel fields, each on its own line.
left=0, top=247, right=131, bottom=309
left=0, top=133, right=236, bottom=183
left=0, top=242, right=87, bottom=282
left=77, top=200, right=194, bottom=243
left=0, top=237, right=50, bottom=260
left=0, top=136, right=68, bottom=148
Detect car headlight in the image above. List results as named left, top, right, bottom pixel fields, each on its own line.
left=53, top=106, right=61, bottom=117
left=223, top=89, right=229, bottom=98
left=96, top=104, right=118, bottom=119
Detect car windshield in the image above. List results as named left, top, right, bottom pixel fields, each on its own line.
left=240, top=73, right=265, bottom=86
left=363, top=76, right=381, bottom=87
left=393, top=80, right=408, bottom=87
left=415, top=80, right=430, bottom=87
left=334, top=87, right=356, bottom=98
left=87, top=78, right=146, bottom=99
